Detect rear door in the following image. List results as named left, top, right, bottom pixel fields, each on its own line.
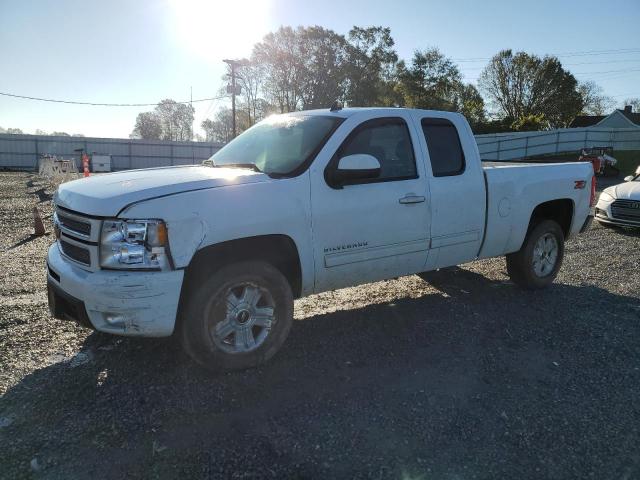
left=309, top=112, right=431, bottom=292
left=411, top=112, right=486, bottom=268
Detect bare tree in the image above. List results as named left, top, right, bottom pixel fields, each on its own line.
left=578, top=81, right=614, bottom=115
left=623, top=98, right=640, bottom=113
left=225, top=60, right=267, bottom=126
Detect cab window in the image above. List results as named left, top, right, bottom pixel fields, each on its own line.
left=421, top=118, right=465, bottom=177
left=334, top=117, right=417, bottom=182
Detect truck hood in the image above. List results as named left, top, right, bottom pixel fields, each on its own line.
left=54, top=165, right=269, bottom=216
left=603, top=180, right=640, bottom=201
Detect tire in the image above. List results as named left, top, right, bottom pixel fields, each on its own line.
left=506, top=219, right=565, bottom=290
left=179, top=261, right=294, bottom=371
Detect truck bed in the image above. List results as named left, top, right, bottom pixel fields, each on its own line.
left=478, top=160, right=594, bottom=259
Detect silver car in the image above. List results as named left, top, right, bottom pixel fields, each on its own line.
left=595, top=165, right=640, bottom=228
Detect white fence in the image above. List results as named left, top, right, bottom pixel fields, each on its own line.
left=475, top=127, right=640, bottom=161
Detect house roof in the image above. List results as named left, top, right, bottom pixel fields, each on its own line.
left=570, top=115, right=605, bottom=128
left=570, top=109, right=640, bottom=128
left=620, top=109, right=640, bottom=126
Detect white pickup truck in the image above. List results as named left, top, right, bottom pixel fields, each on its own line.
left=47, top=108, right=595, bottom=370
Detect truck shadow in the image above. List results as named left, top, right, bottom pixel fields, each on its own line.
left=2, top=269, right=640, bottom=478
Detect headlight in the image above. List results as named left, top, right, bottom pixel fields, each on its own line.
left=100, top=219, right=170, bottom=270
left=598, top=191, right=615, bottom=203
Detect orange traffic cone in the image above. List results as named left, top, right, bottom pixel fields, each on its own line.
left=33, top=206, right=46, bottom=236
left=82, top=153, right=90, bottom=177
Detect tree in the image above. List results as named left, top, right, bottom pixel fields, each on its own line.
left=297, top=26, right=348, bottom=109
left=452, top=83, right=486, bottom=127
left=623, top=98, right=640, bottom=113
left=51, top=131, right=70, bottom=136
left=201, top=107, right=250, bottom=143
left=578, top=81, right=614, bottom=115
left=226, top=60, right=267, bottom=127
left=130, top=100, right=194, bottom=141
left=6, top=127, right=23, bottom=134
left=155, top=99, right=195, bottom=141
left=511, top=113, right=547, bottom=131
left=253, top=26, right=306, bottom=112
left=395, top=48, right=462, bottom=111
left=253, top=25, right=349, bottom=111
left=34, top=129, right=48, bottom=135
left=131, top=111, right=163, bottom=140
left=479, top=50, right=583, bottom=128
left=344, top=26, right=398, bottom=106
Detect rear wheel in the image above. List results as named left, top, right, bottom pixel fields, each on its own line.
left=506, top=220, right=564, bottom=290
left=179, top=261, right=294, bottom=371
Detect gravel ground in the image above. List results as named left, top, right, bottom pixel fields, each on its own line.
left=1, top=171, right=639, bottom=479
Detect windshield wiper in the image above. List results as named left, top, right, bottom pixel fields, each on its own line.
left=212, top=162, right=263, bottom=173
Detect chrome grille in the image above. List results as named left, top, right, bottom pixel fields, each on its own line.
left=611, top=200, right=640, bottom=222
left=54, top=206, right=100, bottom=241
left=57, top=212, right=91, bottom=236
left=60, top=240, right=91, bottom=265
left=54, top=206, right=102, bottom=270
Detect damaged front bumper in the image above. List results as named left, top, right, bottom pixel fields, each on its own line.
left=47, top=243, right=184, bottom=337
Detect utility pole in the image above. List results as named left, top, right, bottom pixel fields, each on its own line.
left=223, top=59, right=243, bottom=139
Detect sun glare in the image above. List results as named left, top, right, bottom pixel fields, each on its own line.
left=169, top=0, right=271, bottom=60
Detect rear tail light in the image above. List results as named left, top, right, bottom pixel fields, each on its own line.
left=590, top=174, right=597, bottom=207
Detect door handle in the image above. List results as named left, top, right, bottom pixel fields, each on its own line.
left=399, top=195, right=426, bottom=204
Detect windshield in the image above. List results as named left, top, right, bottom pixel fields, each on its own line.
left=209, top=114, right=342, bottom=176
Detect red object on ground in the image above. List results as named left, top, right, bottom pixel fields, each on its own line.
left=82, top=153, right=90, bottom=177
left=580, top=153, right=602, bottom=175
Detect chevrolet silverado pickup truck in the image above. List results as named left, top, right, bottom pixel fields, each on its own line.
left=47, top=108, right=595, bottom=370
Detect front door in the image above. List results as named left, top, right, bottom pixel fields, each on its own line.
left=309, top=114, right=431, bottom=293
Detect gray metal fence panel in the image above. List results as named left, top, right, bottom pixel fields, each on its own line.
left=0, top=133, right=223, bottom=170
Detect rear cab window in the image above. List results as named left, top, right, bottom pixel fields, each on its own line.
left=421, top=118, right=465, bottom=177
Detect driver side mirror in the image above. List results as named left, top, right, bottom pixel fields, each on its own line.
left=328, top=154, right=381, bottom=188
left=624, top=175, right=634, bottom=182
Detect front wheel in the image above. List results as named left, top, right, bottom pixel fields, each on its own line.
left=506, top=220, right=565, bottom=290
left=179, top=261, right=294, bottom=371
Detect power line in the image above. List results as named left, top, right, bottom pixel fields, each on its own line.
left=611, top=92, right=640, bottom=98
left=453, top=48, right=640, bottom=63
left=0, top=91, right=227, bottom=107
left=573, top=67, right=640, bottom=75
left=458, top=58, right=640, bottom=72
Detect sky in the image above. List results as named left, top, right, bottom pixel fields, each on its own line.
left=1, top=0, right=639, bottom=138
